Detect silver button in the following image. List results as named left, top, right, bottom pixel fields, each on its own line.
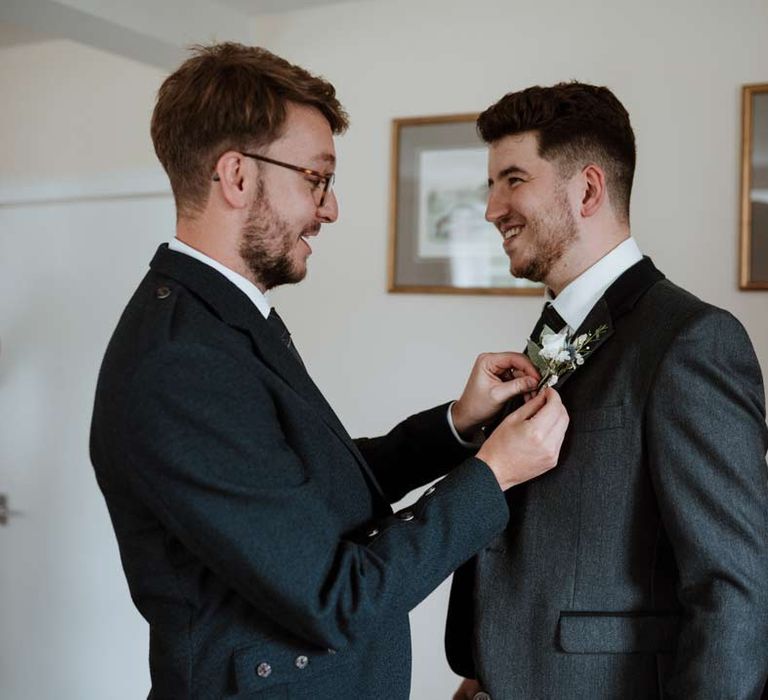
left=256, top=662, right=272, bottom=678
left=295, top=655, right=309, bottom=669
left=367, top=528, right=379, bottom=538
left=327, top=648, right=336, bottom=655
left=424, top=486, right=436, bottom=497
left=397, top=510, right=414, bottom=521
left=155, top=286, right=171, bottom=299
left=473, top=693, right=491, bottom=700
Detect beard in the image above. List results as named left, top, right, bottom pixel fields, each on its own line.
left=238, top=181, right=312, bottom=290
left=509, top=188, right=578, bottom=283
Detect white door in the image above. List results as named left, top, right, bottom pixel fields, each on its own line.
left=0, top=187, right=174, bottom=699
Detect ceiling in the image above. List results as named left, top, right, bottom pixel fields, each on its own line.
left=212, top=0, right=366, bottom=15
left=0, top=0, right=374, bottom=68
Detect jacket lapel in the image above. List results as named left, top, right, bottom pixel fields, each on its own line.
left=148, top=245, right=388, bottom=505
left=553, top=256, right=665, bottom=392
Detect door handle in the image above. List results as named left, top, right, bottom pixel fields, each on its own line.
left=0, top=493, right=24, bottom=526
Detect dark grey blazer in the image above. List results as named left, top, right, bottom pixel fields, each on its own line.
left=446, top=258, right=768, bottom=699
left=90, top=244, right=509, bottom=699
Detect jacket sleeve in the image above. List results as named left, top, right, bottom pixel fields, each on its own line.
left=355, top=403, right=477, bottom=503
left=122, top=342, right=509, bottom=652
left=645, top=308, right=768, bottom=699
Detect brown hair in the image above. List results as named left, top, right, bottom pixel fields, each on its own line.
left=477, top=82, right=635, bottom=221
left=150, top=42, right=349, bottom=218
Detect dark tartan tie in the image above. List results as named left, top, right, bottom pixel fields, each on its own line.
left=267, top=308, right=304, bottom=366
left=528, top=302, right=568, bottom=350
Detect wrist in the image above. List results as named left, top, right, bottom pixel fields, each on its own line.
left=451, top=400, right=476, bottom=439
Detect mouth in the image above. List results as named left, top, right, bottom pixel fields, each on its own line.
left=299, top=226, right=320, bottom=253
left=500, top=224, right=524, bottom=242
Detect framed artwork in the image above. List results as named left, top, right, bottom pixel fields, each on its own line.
left=387, top=114, right=542, bottom=295
left=740, top=83, right=768, bottom=289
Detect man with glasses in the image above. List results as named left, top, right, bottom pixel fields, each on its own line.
left=90, top=43, right=569, bottom=699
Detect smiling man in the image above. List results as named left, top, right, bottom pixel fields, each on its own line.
left=447, top=82, right=768, bottom=700
left=89, top=45, right=571, bottom=699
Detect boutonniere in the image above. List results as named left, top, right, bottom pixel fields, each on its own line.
left=528, top=324, right=608, bottom=391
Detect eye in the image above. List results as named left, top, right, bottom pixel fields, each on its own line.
left=507, top=176, right=523, bottom=187
left=305, top=175, right=324, bottom=191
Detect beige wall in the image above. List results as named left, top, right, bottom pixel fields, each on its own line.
left=0, top=34, right=163, bottom=182
left=1, top=2, right=767, bottom=697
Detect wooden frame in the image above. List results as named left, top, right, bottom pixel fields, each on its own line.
left=739, top=83, right=768, bottom=290
left=387, top=114, right=542, bottom=295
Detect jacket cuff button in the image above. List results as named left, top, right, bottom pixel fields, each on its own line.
left=295, top=655, right=309, bottom=670
left=256, top=662, right=272, bottom=678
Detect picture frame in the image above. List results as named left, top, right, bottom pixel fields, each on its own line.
left=739, top=83, right=768, bottom=290
left=387, top=114, right=542, bottom=295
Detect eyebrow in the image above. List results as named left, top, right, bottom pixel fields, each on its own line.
left=313, top=152, right=336, bottom=168
left=488, top=164, right=530, bottom=187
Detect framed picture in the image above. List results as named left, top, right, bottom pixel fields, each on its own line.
left=387, top=114, right=542, bottom=295
left=740, top=83, right=768, bottom=289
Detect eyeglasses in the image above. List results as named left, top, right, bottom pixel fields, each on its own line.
left=213, top=152, right=335, bottom=207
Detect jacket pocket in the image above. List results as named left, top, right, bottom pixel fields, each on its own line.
left=567, top=404, right=625, bottom=433
left=233, top=639, right=351, bottom=695
left=558, top=611, right=680, bottom=654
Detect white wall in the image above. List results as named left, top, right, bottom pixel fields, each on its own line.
left=1, top=1, right=767, bottom=697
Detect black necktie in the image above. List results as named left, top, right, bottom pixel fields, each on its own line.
left=267, top=308, right=304, bottom=366
left=528, top=302, right=567, bottom=348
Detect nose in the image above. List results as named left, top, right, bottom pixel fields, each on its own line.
left=485, top=187, right=505, bottom=223
left=318, top=189, right=338, bottom=223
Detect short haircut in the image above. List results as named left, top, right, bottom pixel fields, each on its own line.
left=477, top=82, right=636, bottom=221
left=150, top=42, right=349, bottom=218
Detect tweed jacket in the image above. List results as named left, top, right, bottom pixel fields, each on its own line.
left=446, top=258, right=768, bottom=699
left=91, top=244, right=509, bottom=699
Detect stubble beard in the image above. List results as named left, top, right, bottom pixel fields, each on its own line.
left=238, top=181, right=307, bottom=291
left=511, top=188, right=578, bottom=283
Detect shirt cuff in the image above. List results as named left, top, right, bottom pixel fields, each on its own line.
left=446, top=401, right=484, bottom=448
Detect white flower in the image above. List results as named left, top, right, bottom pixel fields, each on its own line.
left=539, top=328, right=569, bottom=361
left=533, top=323, right=608, bottom=393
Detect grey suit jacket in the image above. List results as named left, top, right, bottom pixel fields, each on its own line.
left=446, top=258, right=768, bottom=699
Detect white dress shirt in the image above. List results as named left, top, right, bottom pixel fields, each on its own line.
left=547, top=237, right=643, bottom=332
left=168, top=238, right=271, bottom=319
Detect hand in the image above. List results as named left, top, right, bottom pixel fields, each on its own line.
left=476, top=388, right=569, bottom=491
left=453, top=678, right=483, bottom=700
left=452, top=352, right=541, bottom=439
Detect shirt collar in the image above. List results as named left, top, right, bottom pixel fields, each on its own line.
left=167, top=238, right=271, bottom=319
left=547, top=237, right=643, bottom=331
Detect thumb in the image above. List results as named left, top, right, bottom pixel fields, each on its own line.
left=490, top=375, right=538, bottom=404
left=504, top=388, right=547, bottom=424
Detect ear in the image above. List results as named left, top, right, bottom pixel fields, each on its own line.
left=579, top=164, right=606, bottom=219
left=212, top=151, right=253, bottom=210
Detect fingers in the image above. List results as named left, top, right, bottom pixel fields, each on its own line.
left=482, top=351, right=540, bottom=381
left=505, top=388, right=548, bottom=423
left=508, top=388, right=565, bottom=432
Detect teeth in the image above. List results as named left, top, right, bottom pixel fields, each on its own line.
left=503, top=226, right=522, bottom=240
